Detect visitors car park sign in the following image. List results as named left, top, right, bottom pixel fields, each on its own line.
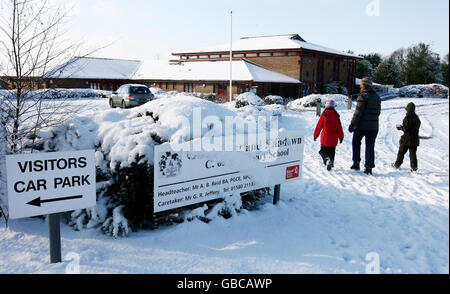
left=154, top=130, right=304, bottom=213
left=6, top=150, right=96, bottom=219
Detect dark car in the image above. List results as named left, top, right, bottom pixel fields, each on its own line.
left=110, top=84, right=154, bottom=108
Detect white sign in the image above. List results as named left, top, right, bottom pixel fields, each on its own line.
left=6, top=150, right=96, bottom=219
left=154, top=130, right=304, bottom=212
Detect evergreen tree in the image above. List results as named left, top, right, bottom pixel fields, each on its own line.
left=362, top=53, right=383, bottom=69
left=373, top=57, right=403, bottom=87
left=391, top=48, right=407, bottom=78
left=355, top=59, right=374, bottom=78
left=442, top=54, right=449, bottom=87
left=404, top=43, right=442, bottom=85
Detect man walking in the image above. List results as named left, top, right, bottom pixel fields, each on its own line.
left=348, top=77, right=381, bottom=175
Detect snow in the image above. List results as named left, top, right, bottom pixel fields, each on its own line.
left=175, top=34, right=361, bottom=59
left=399, top=84, right=449, bottom=98
left=287, top=94, right=349, bottom=111
left=0, top=94, right=448, bottom=274
left=45, top=57, right=143, bottom=80
left=133, top=60, right=301, bottom=84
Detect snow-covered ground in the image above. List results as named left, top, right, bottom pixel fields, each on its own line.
left=0, top=96, right=448, bottom=274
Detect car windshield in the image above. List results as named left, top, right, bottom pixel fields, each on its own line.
left=130, top=87, right=150, bottom=94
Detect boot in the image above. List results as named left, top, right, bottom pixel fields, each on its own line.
left=326, top=158, right=333, bottom=171
left=363, top=168, right=373, bottom=175
left=391, top=163, right=400, bottom=169
left=350, top=162, right=360, bottom=171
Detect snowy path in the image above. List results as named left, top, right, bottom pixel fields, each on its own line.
left=0, top=97, right=448, bottom=273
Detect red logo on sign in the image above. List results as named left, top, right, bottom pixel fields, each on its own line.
left=286, top=165, right=299, bottom=180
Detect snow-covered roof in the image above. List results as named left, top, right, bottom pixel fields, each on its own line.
left=133, top=60, right=301, bottom=84
left=45, top=57, right=143, bottom=80
left=174, top=34, right=361, bottom=59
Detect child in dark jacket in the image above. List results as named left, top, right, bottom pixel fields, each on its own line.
left=392, top=102, right=421, bottom=172
left=314, top=99, right=344, bottom=171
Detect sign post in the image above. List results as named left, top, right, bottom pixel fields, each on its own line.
left=273, top=184, right=280, bottom=205
left=6, top=150, right=96, bottom=264
left=316, top=99, right=322, bottom=116
left=48, top=213, right=62, bottom=263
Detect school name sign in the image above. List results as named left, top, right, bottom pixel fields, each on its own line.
left=154, top=130, right=304, bottom=212
left=6, top=150, right=96, bottom=219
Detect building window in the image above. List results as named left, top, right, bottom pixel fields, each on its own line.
left=288, top=52, right=297, bottom=56
left=221, top=54, right=230, bottom=58
left=259, top=52, right=272, bottom=57
left=210, top=55, right=220, bottom=59
left=233, top=53, right=244, bottom=58
left=214, top=84, right=227, bottom=95
left=246, top=53, right=257, bottom=57
left=188, top=56, right=198, bottom=59
left=273, top=52, right=286, bottom=57
left=184, top=83, right=195, bottom=93
left=199, top=55, right=209, bottom=59
left=181, top=56, right=187, bottom=60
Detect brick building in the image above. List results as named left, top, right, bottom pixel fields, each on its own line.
left=133, top=59, right=301, bottom=98
left=172, top=34, right=362, bottom=97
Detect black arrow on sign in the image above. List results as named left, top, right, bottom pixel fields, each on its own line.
left=26, top=195, right=83, bottom=207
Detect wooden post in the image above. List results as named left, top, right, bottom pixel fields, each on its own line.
left=273, top=185, right=281, bottom=205
left=316, top=99, right=322, bottom=116
left=347, top=95, right=352, bottom=110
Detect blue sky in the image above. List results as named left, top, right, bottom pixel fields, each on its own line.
left=70, top=0, right=449, bottom=61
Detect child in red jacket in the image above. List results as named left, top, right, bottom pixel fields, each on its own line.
left=313, top=99, right=344, bottom=171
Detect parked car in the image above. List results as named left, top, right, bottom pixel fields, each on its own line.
left=109, top=84, right=154, bottom=108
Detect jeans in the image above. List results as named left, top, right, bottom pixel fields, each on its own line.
left=352, top=129, right=378, bottom=169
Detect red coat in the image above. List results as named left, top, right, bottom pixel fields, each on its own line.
left=314, top=109, right=344, bottom=147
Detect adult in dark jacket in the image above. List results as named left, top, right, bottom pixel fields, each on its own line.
left=348, top=77, right=381, bottom=175
left=392, top=102, right=421, bottom=172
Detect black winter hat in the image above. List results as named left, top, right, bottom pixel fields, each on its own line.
left=406, top=102, right=415, bottom=112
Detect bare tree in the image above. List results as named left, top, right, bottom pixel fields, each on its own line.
left=0, top=0, right=102, bottom=223
left=0, top=0, right=101, bottom=154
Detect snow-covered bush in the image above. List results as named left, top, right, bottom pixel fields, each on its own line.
left=235, top=92, right=264, bottom=108
left=399, top=84, right=449, bottom=98
left=150, top=87, right=164, bottom=95
left=323, top=81, right=349, bottom=96
left=264, top=95, right=284, bottom=105
left=34, top=94, right=282, bottom=236
left=287, top=94, right=348, bottom=112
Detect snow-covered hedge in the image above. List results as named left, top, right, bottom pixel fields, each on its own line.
left=399, top=84, right=449, bottom=98
left=235, top=92, right=264, bottom=108
left=286, top=94, right=348, bottom=112
left=0, top=88, right=111, bottom=100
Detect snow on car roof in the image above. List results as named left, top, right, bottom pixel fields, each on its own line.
left=173, top=34, right=361, bottom=59
left=133, top=59, right=301, bottom=84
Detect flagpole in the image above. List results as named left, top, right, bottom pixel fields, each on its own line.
left=229, top=10, right=233, bottom=102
